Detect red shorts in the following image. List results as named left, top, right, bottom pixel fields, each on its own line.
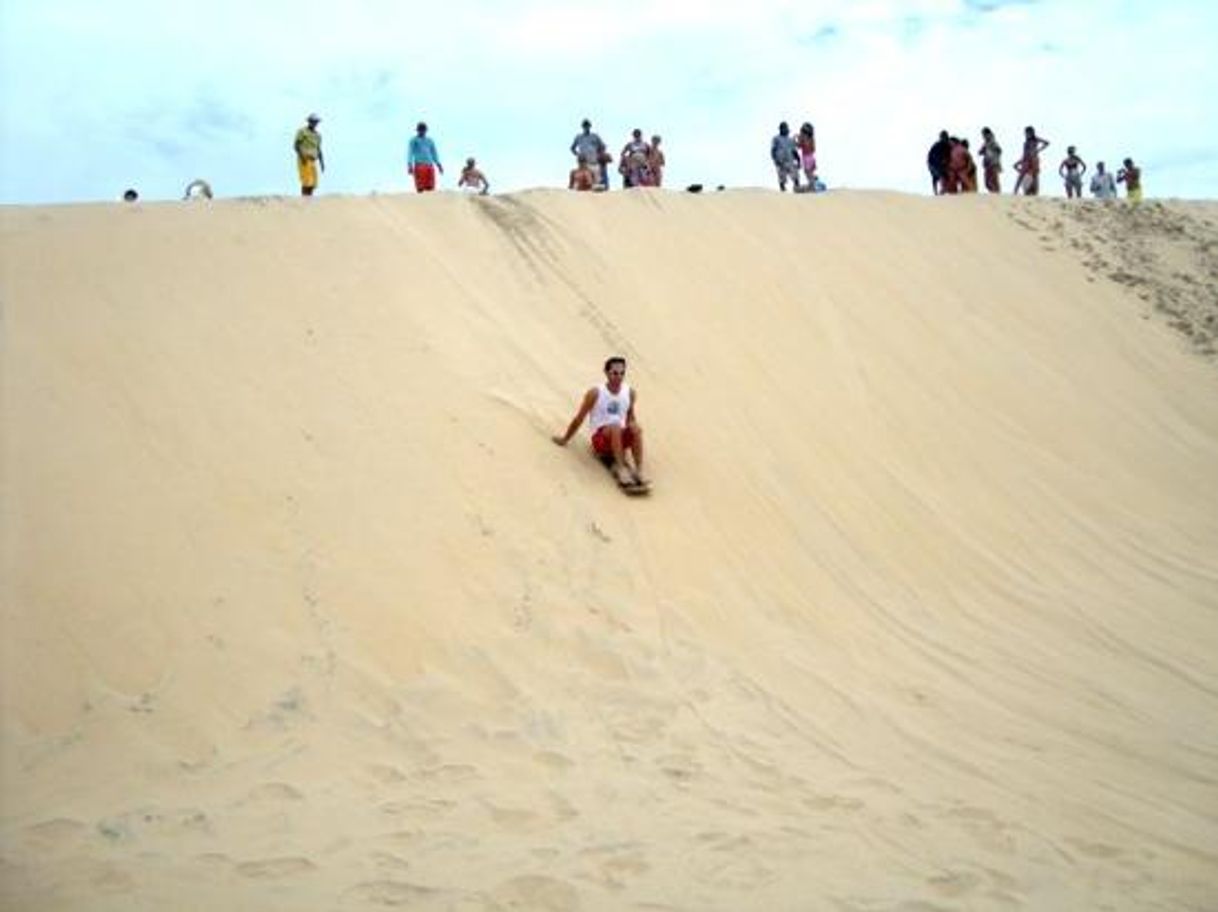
left=413, top=163, right=436, bottom=192
left=591, top=425, right=634, bottom=455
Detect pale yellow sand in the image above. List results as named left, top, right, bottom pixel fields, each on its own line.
left=2, top=190, right=1217, bottom=911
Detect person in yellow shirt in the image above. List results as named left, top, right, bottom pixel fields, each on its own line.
left=294, top=114, right=324, bottom=196
left=1117, top=158, right=1143, bottom=202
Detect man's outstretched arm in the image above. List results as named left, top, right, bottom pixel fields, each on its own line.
left=552, top=389, right=597, bottom=445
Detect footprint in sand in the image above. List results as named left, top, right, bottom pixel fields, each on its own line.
left=656, top=753, right=702, bottom=783
left=343, top=879, right=445, bottom=908
left=488, top=874, right=580, bottom=911
left=926, top=868, right=982, bottom=898
left=484, top=801, right=544, bottom=831
left=365, top=763, right=409, bottom=785
left=412, top=763, right=479, bottom=784
left=577, top=845, right=651, bottom=890
left=944, top=806, right=1018, bottom=854
left=533, top=750, right=575, bottom=771
left=242, top=781, right=305, bottom=804
left=1064, top=837, right=1124, bottom=860
left=236, top=856, right=317, bottom=879
left=90, top=862, right=137, bottom=894
left=21, top=817, right=87, bottom=851
left=368, top=851, right=412, bottom=874
left=801, top=793, right=865, bottom=813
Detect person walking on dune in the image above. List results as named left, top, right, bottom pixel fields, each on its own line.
left=407, top=122, right=443, bottom=192
left=294, top=113, right=324, bottom=196
left=552, top=356, right=649, bottom=490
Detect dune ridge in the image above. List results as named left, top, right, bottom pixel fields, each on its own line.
left=2, top=190, right=1217, bottom=911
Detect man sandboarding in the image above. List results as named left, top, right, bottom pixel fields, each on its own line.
left=552, top=356, right=650, bottom=494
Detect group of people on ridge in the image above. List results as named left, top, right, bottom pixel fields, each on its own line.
left=292, top=112, right=1142, bottom=202
left=568, top=120, right=666, bottom=191
left=293, top=115, right=488, bottom=197
left=1055, top=147, right=1141, bottom=201
left=927, top=126, right=1142, bottom=200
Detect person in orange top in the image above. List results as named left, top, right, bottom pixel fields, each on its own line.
left=960, top=139, right=978, bottom=192
left=647, top=135, right=666, bottom=187
left=945, top=137, right=967, bottom=194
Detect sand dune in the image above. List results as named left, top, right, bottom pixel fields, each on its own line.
left=2, top=190, right=1217, bottom=911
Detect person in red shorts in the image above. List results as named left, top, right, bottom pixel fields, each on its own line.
left=407, top=122, right=443, bottom=192
left=552, top=356, right=648, bottom=488
left=1014, top=125, right=1049, bottom=195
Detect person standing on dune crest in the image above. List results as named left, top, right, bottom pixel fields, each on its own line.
left=294, top=114, right=324, bottom=196
left=1090, top=161, right=1117, bottom=199
left=1117, top=158, right=1143, bottom=202
left=771, top=121, right=801, bottom=192
left=407, top=122, right=443, bottom=192
left=552, top=357, right=649, bottom=491
left=978, top=127, right=1002, bottom=193
left=1013, top=125, right=1049, bottom=196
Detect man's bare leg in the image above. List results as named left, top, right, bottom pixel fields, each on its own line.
left=627, top=426, right=648, bottom=484
left=604, top=426, right=634, bottom=485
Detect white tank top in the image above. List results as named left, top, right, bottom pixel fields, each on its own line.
left=589, top=383, right=631, bottom=432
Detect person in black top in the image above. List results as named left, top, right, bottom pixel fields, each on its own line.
left=927, top=130, right=951, bottom=195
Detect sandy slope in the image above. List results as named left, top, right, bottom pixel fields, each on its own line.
left=2, top=190, right=1217, bottom=911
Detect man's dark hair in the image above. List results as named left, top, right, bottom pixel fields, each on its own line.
left=604, top=356, right=626, bottom=372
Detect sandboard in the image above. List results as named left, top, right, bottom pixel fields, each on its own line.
left=596, top=452, right=651, bottom=496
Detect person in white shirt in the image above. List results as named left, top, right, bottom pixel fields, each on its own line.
left=457, top=157, right=490, bottom=195
left=552, top=356, right=649, bottom=488
left=1090, top=161, right=1117, bottom=200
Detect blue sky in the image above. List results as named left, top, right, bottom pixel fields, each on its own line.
left=1, top=0, right=1215, bottom=203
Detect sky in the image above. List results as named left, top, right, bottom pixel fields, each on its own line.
left=1, top=0, right=1216, bottom=204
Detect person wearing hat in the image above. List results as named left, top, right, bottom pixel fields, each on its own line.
left=294, top=114, right=324, bottom=196
left=407, top=122, right=443, bottom=192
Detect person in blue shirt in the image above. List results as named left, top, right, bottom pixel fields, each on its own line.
left=407, top=122, right=443, bottom=192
